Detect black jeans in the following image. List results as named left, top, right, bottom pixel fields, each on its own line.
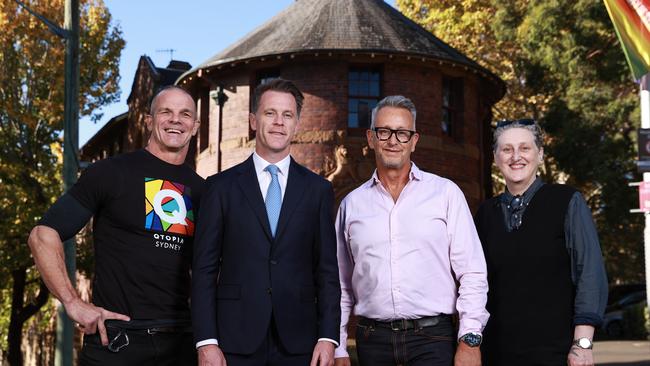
left=355, top=317, right=455, bottom=366
left=79, top=325, right=197, bottom=366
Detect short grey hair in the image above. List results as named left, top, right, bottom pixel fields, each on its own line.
left=493, top=122, right=545, bottom=151
left=370, top=95, right=417, bottom=130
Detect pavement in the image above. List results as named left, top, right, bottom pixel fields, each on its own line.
left=594, top=341, right=650, bottom=365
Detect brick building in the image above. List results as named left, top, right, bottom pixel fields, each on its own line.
left=177, top=0, right=505, bottom=207
left=83, top=0, right=505, bottom=207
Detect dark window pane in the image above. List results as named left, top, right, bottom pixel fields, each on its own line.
left=369, top=82, right=379, bottom=97
left=361, top=71, right=369, bottom=81
left=371, top=72, right=380, bottom=82
left=349, top=113, right=359, bottom=128
left=349, top=81, right=358, bottom=95
left=350, top=71, right=359, bottom=80
left=349, top=99, right=358, bottom=112
left=358, top=101, right=370, bottom=129
left=440, top=77, right=464, bottom=138
left=362, top=82, right=371, bottom=96
left=442, top=108, right=451, bottom=136
left=442, top=89, right=450, bottom=107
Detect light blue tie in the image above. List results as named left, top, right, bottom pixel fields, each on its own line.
left=265, top=164, right=282, bottom=237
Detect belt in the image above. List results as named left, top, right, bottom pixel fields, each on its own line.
left=106, top=325, right=192, bottom=334
left=145, top=326, right=192, bottom=334
left=358, top=315, right=451, bottom=331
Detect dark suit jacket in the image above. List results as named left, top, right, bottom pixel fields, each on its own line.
left=191, top=155, right=341, bottom=355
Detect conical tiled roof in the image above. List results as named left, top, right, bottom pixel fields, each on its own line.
left=179, top=0, right=501, bottom=85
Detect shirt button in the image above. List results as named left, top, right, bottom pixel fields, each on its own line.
left=270, top=260, right=278, bottom=265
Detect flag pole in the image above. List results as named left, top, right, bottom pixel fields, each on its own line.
left=641, top=74, right=650, bottom=317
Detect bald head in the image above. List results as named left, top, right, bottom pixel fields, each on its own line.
left=150, top=86, right=196, bottom=116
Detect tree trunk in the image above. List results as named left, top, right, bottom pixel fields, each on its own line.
left=8, top=267, right=50, bottom=366
left=8, top=268, right=26, bottom=366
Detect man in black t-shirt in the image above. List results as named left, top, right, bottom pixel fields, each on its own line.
left=28, top=86, right=204, bottom=366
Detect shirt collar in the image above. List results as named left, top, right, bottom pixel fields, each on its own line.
left=499, top=176, right=544, bottom=206
left=369, top=162, right=421, bottom=186
left=252, top=152, right=291, bottom=177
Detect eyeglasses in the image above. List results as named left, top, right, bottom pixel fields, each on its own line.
left=372, top=127, right=416, bottom=143
left=495, top=119, right=536, bottom=128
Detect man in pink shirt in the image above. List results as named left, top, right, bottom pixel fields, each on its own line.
left=333, top=95, right=488, bottom=366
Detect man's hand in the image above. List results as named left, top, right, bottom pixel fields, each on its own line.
left=63, top=297, right=130, bottom=346
left=454, top=342, right=481, bottom=366
left=568, top=346, right=594, bottom=366
left=198, top=344, right=227, bottom=366
left=334, top=357, right=351, bottom=366
left=310, top=340, right=335, bottom=366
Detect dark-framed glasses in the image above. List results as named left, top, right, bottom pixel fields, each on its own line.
left=496, top=118, right=536, bottom=128
left=372, top=127, right=416, bottom=143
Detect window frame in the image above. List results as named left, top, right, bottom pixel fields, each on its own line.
left=347, top=65, right=383, bottom=133
left=441, top=76, right=465, bottom=141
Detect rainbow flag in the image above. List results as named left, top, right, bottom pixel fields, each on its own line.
left=603, top=0, right=650, bottom=80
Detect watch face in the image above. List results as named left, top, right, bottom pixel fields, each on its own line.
left=461, top=333, right=482, bottom=347
left=577, top=338, right=592, bottom=348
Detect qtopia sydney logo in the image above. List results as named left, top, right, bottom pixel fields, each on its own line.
left=144, top=178, right=195, bottom=251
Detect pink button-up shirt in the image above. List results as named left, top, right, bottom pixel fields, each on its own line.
left=334, top=163, right=489, bottom=358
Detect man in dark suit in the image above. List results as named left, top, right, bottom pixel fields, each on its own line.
left=192, top=79, right=340, bottom=366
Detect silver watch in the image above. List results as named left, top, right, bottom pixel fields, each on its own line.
left=572, top=337, right=593, bottom=350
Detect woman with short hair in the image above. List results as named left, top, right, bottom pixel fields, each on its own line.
left=475, top=119, right=608, bottom=366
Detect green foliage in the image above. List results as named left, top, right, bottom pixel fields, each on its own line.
left=0, top=287, right=10, bottom=350
left=397, top=0, right=644, bottom=283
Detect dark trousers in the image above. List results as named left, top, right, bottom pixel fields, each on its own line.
left=79, top=325, right=196, bottom=366
left=225, top=318, right=312, bottom=366
left=355, top=316, right=455, bottom=366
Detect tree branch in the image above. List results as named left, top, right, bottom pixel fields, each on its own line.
left=19, top=280, right=50, bottom=324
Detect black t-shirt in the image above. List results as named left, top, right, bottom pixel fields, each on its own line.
left=43, top=149, right=204, bottom=322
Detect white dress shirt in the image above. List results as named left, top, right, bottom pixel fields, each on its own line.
left=252, top=152, right=290, bottom=201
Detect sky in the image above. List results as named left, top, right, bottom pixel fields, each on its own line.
left=81, top=0, right=397, bottom=146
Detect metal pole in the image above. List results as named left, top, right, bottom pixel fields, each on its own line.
left=641, top=74, right=650, bottom=325
left=55, top=0, right=79, bottom=365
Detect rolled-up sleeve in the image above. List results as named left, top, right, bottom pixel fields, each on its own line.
left=565, top=192, right=608, bottom=326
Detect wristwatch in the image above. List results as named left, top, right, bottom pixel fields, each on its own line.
left=572, top=337, right=593, bottom=350
left=459, top=332, right=482, bottom=347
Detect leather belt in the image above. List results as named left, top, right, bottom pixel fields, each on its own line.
left=358, top=314, right=451, bottom=331
left=145, top=326, right=192, bottom=334
left=106, top=325, right=192, bottom=334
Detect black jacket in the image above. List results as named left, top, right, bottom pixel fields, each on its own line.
left=191, top=155, right=341, bottom=354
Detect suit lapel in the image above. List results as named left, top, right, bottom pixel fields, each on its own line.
left=237, top=156, right=273, bottom=241
left=274, top=158, right=307, bottom=241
